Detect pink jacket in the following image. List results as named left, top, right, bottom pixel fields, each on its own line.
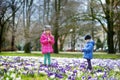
left=40, top=32, right=55, bottom=54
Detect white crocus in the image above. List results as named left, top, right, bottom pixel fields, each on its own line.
left=6, top=77, right=9, bottom=80
left=95, top=72, right=104, bottom=76
left=16, top=76, right=21, bottom=80
left=50, top=74, right=55, bottom=79
left=114, top=65, right=120, bottom=72
left=77, top=71, right=83, bottom=77
left=10, top=73, right=16, bottom=79
left=39, top=71, right=47, bottom=75
left=7, top=72, right=10, bottom=76
left=8, top=68, right=15, bottom=72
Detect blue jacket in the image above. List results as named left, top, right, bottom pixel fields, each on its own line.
left=82, top=40, right=95, bottom=59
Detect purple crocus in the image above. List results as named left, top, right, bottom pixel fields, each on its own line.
left=47, top=72, right=54, bottom=77
left=88, top=76, right=91, bottom=79
left=73, top=70, right=77, bottom=74
left=55, top=73, right=63, bottom=79
left=96, top=69, right=102, bottom=72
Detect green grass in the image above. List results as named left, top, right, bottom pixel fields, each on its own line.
left=21, top=73, right=47, bottom=80
left=0, top=52, right=120, bottom=59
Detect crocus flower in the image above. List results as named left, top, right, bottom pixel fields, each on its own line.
left=0, top=56, right=119, bottom=80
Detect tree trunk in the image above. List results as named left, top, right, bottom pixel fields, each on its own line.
left=59, top=37, right=63, bottom=51
left=0, top=21, right=1, bottom=52
left=54, top=27, right=59, bottom=53
left=24, top=42, right=31, bottom=53
left=106, top=13, right=115, bottom=53
left=11, top=34, right=15, bottom=51
left=47, top=0, right=50, bottom=22
left=54, top=0, right=61, bottom=53
left=0, top=27, right=3, bottom=52
left=0, top=36, right=2, bottom=52
left=11, top=3, right=15, bottom=51
left=0, top=14, right=3, bottom=52
left=107, top=31, right=115, bottom=53
left=106, top=0, right=115, bottom=54
left=71, top=30, right=76, bottom=51
left=60, top=42, right=63, bottom=51
left=54, top=13, right=59, bottom=53
left=90, top=2, right=95, bottom=40
left=23, top=0, right=33, bottom=53
left=106, top=15, right=115, bottom=53
left=59, top=34, right=67, bottom=51
left=118, top=30, right=120, bottom=53
left=0, top=24, right=4, bottom=52
left=43, top=0, right=46, bottom=24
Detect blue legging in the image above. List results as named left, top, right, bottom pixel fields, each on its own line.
left=44, top=53, right=51, bottom=65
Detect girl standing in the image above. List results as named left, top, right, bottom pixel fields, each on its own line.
left=40, top=25, right=54, bottom=66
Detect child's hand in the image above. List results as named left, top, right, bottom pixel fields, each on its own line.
left=50, top=34, right=53, bottom=38
left=80, top=49, right=83, bottom=52
left=48, top=38, right=51, bottom=42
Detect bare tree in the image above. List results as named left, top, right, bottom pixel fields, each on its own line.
left=10, top=0, right=22, bottom=51
left=87, top=0, right=120, bottom=53
left=0, top=0, right=21, bottom=52
left=114, top=1, right=120, bottom=52
left=52, top=0, right=61, bottom=53
left=23, top=0, right=33, bottom=53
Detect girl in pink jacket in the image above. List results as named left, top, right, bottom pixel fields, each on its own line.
left=40, top=25, right=54, bottom=66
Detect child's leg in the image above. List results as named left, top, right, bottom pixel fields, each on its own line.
left=47, top=53, right=51, bottom=65
left=44, top=54, right=47, bottom=65
left=87, top=59, right=92, bottom=70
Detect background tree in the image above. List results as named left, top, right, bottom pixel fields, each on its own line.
left=54, top=0, right=81, bottom=51
left=23, top=0, right=33, bottom=53
left=0, top=0, right=21, bottom=52
left=86, top=0, right=120, bottom=54
left=52, top=0, right=61, bottom=53
left=114, top=1, right=120, bottom=53
left=96, top=38, right=103, bottom=50
left=1, top=0, right=119, bottom=53
left=10, top=0, right=22, bottom=51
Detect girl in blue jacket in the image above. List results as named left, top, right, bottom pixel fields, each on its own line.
left=81, top=35, right=95, bottom=70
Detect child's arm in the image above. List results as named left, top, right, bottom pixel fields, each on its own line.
left=40, top=35, right=49, bottom=44
left=49, top=35, right=55, bottom=45
left=82, top=43, right=93, bottom=52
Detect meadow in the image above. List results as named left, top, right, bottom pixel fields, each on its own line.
left=0, top=52, right=120, bottom=80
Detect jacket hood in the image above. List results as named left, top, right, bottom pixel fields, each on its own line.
left=88, top=40, right=95, bottom=46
